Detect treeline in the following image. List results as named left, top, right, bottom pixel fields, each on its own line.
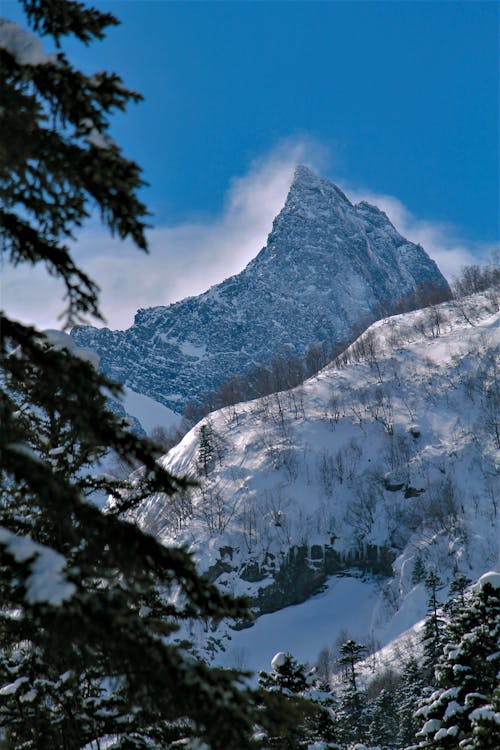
left=451, top=259, right=500, bottom=298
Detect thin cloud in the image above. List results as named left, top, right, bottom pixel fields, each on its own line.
left=2, top=137, right=326, bottom=330
left=2, top=139, right=495, bottom=331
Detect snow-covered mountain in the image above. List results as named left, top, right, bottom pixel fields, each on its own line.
left=128, top=292, right=499, bottom=672
left=72, top=166, right=449, bottom=415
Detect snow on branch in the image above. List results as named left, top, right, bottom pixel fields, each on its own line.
left=0, top=19, right=56, bottom=66
left=0, top=527, right=76, bottom=606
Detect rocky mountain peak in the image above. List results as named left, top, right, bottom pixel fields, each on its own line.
left=72, top=168, right=450, bottom=415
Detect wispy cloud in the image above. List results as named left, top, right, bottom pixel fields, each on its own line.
left=2, top=137, right=495, bottom=331
left=2, top=137, right=326, bottom=330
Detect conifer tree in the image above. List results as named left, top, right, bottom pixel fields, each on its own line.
left=412, top=573, right=500, bottom=750
left=337, top=639, right=367, bottom=693
left=259, top=652, right=310, bottom=694
left=422, top=571, right=445, bottom=676
left=197, top=422, right=216, bottom=477
left=368, top=687, right=399, bottom=748
left=258, top=653, right=340, bottom=749
left=0, top=3, right=286, bottom=747
left=336, top=640, right=369, bottom=745
left=396, top=657, right=426, bottom=748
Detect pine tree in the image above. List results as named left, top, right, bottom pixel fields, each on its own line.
left=0, top=3, right=287, bottom=747
left=337, top=639, right=367, bottom=693
left=422, top=571, right=445, bottom=677
left=368, top=687, right=400, bottom=748
left=336, top=640, right=369, bottom=745
left=411, top=556, right=426, bottom=585
left=411, top=573, right=500, bottom=750
left=197, top=421, right=216, bottom=476
left=396, top=657, right=426, bottom=748
left=258, top=653, right=340, bottom=749
left=259, top=652, right=310, bottom=694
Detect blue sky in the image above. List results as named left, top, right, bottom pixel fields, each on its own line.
left=4, top=0, right=499, bottom=328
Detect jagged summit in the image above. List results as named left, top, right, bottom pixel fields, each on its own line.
left=72, top=168, right=450, bottom=414
left=290, top=163, right=352, bottom=201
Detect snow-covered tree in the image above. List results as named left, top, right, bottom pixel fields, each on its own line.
left=411, top=572, right=500, bottom=750
left=258, top=653, right=340, bottom=749
left=259, top=651, right=310, bottom=694
left=336, top=640, right=369, bottom=745
left=368, top=688, right=399, bottom=748
left=396, top=657, right=426, bottom=748
left=0, top=3, right=285, bottom=747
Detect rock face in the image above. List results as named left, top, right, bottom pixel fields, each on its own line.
left=72, top=166, right=449, bottom=412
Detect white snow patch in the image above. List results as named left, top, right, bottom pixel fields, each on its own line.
left=180, top=341, right=207, bottom=359
left=420, top=718, right=441, bottom=736
left=43, top=329, right=100, bottom=368
left=0, top=527, right=76, bottom=606
left=472, top=571, right=500, bottom=593
left=122, top=386, right=181, bottom=435
left=0, top=19, right=55, bottom=65
left=215, top=577, right=379, bottom=674
left=271, top=652, right=287, bottom=670
left=0, top=676, right=28, bottom=696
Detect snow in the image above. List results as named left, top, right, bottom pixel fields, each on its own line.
left=0, top=19, right=55, bottom=66
left=86, top=129, right=115, bottom=150
left=472, top=571, right=500, bottom=593
left=469, top=707, right=500, bottom=724
left=271, top=652, right=287, bottom=670
left=0, top=676, right=28, bottom=696
left=180, top=341, right=207, bottom=359
left=0, top=527, right=76, bottom=606
left=420, top=718, right=441, bottom=735
left=43, top=329, right=100, bottom=368
left=444, top=701, right=465, bottom=719
left=72, top=165, right=450, bottom=415
left=214, top=576, right=379, bottom=673
left=132, top=295, right=500, bottom=668
left=122, top=386, right=181, bottom=435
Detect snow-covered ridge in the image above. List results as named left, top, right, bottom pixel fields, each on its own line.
left=72, top=166, right=449, bottom=414
left=130, top=292, right=499, bottom=668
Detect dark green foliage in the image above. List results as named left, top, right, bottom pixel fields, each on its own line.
left=336, top=684, right=369, bottom=746
left=368, top=688, right=399, bottom=747
left=335, top=640, right=369, bottom=745
left=446, top=574, right=472, bottom=614
left=1, top=0, right=147, bottom=327
left=259, top=653, right=309, bottom=694
left=0, top=3, right=292, bottom=747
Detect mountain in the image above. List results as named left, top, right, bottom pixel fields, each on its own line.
left=72, top=166, right=450, bottom=415
left=128, top=292, right=499, bottom=671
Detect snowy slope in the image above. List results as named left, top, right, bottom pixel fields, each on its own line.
left=121, top=386, right=181, bottom=435
left=72, top=166, right=449, bottom=413
left=130, top=292, right=499, bottom=670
